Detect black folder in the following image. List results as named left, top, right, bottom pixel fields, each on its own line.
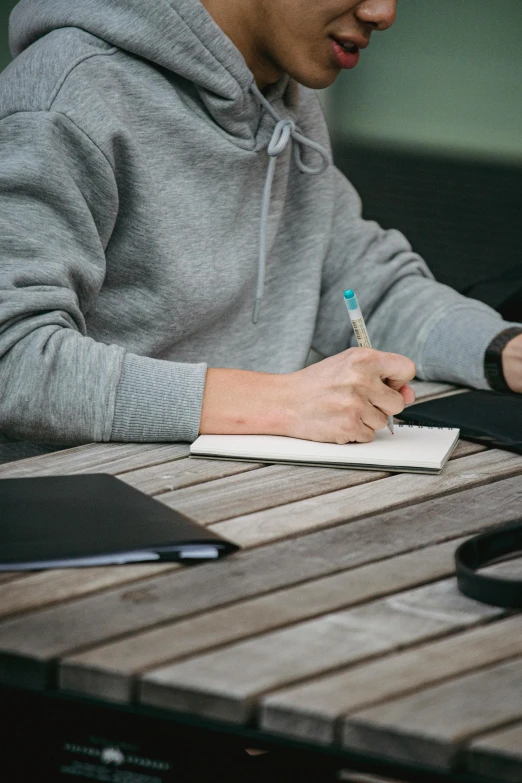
left=399, top=390, right=522, bottom=454
left=0, top=474, right=239, bottom=570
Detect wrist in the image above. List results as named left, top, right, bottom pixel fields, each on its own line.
left=200, top=368, right=294, bottom=436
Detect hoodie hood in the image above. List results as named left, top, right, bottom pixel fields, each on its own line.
left=9, top=0, right=295, bottom=141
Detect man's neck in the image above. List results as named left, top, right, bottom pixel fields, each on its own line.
left=199, top=0, right=283, bottom=88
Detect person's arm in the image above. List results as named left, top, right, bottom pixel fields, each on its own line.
left=200, top=349, right=416, bottom=444
left=1, top=111, right=412, bottom=449
left=0, top=110, right=206, bottom=445
left=313, top=167, right=522, bottom=391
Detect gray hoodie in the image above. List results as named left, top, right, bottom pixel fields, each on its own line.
left=0, top=0, right=516, bottom=460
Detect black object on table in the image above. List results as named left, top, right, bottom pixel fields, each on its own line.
left=400, top=389, right=522, bottom=454
left=0, top=473, right=239, bottom=570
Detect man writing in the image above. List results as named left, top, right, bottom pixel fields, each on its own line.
left=1, top=0, right=521, bottom=462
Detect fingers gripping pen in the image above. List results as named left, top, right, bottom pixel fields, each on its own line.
left=344, top=289, right=395, bottom=435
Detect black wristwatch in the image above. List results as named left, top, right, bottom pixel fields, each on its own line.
left=484, top=326, right=522, bottom=392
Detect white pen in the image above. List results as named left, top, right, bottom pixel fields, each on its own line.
left=344, top=289, right=395, bottom=435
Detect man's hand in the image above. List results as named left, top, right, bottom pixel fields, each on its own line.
left=200, top=348, right=416, bottom=444
left=283, top=348, right=416, bottom=443
left=502, top=333, right=522, bottom=392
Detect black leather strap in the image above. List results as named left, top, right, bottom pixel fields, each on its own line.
left=484, top=326, right=522, bottom=392
left=455, top=521, right=522, bottom=608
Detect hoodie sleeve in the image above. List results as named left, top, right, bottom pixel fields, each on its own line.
left=0, top=110, right=206, bottom=445
left=313, top=167, right=521, bottom=388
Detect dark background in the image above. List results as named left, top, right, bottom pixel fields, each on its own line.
left=1, top=0, right=521, bottom=315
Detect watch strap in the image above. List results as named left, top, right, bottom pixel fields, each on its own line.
left=484, top=326, right=522, bottom=392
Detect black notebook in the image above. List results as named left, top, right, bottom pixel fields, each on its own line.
left=0, top=474, right=239, bottom=571
left=399, top=390, right=522, bottom=454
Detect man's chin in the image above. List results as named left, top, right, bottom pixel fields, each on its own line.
left=286, top=64, right=341, bottom=90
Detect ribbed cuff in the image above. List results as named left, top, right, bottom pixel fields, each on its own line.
left=111, top=354, right=207, bottom=442
left=418, top=304, right=522, bottom=390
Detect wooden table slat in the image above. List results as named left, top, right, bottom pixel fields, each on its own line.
left=138, top=578, right=501, bottom=725
left=342, top=657, right=522, bottom=771
left=448, top=440, right=487, bottom=459
left=157, top=464, right=388, bottom=526
left=260, top=614, right=522, bottom=745
left=468, top=722, right=522, bottom=782
left=0, top=474, right=520, bottom=689
left=0, top=442, right=190, bottom=478
left=209, top=449, right=522, bottom=547
left=58, top=536, right=466, bottom=703
left=119, top=456, right=262, bottom=496
left=0, top=573, right=28, bottom=585
left=0, top=564, right=177, bottom=621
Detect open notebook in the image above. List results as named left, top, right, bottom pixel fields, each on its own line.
left=190, top=425, right=460, bottom=475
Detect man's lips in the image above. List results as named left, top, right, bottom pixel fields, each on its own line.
left=331, top=35, right=369, bottom=52
left=331, top=38, right=362, bottom=70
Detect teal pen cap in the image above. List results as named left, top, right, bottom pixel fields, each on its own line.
left=344, top=289, right=359, bottom=311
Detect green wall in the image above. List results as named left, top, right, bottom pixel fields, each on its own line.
left=323, top=0, right=522, bottom=163
left=1, top=0, right=521, bottom=162
left=0, top=0, right=15, bottom=72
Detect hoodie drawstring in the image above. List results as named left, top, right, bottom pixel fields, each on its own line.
left=250, top=84, right=330, bottom=324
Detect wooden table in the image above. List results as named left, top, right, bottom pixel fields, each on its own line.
left=0, top=381, right=521, bottom=783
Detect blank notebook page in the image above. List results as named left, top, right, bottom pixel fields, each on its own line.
left=190, top=425, right=460, bottom=474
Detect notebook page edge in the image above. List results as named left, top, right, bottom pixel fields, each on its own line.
left=190, top=426, right=460, bottom=470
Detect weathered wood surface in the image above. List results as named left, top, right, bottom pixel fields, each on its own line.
left=59, top=537, right=465, bottom=702
left=0, top=381, right=519, bottom=781
left=138, top=578, right=501, bottom=724
left=158, top=464, right=388, bottom=525
left=0, top=442, right=190, bottom=478
left=342, top=657, right=522, bottom=770
left=210, top=449, right=522, bottom=547
left=0, top=475, right=519, bottom=690
left=261, top=614, right=522, bottom=745
left=0, top=436, right=483, bottom=631
left=0, top=563, right=177, bottom=621
left=0, top=441, right=493, bottom=632
left=468, top=722, right=522, bottom=782
left=119, top=456, right=262, bottom=496
left=448, top=439, right=486, bottom=459
left=0, top=573, right=26, bottom=585
left=339, top=774, right=399, bottom=783
left=157, top=441, right=484, bottom=527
